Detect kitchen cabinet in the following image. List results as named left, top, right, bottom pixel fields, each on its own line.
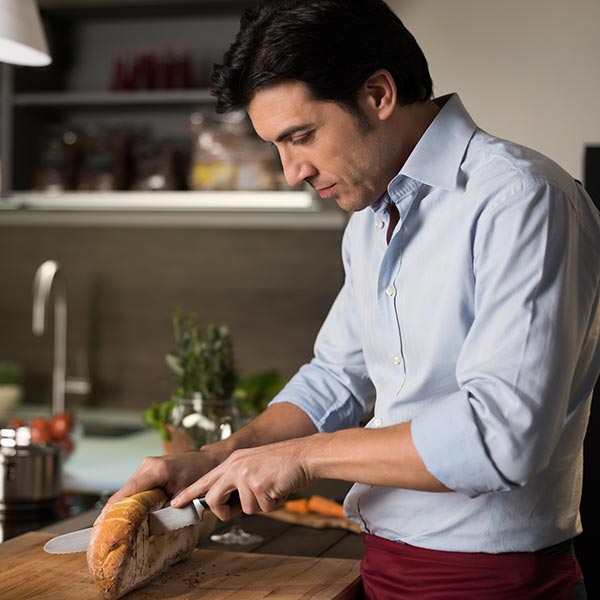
left=0, top=0, right=344, bottom=228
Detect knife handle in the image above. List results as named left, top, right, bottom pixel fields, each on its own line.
left=194, top=491, right=240, bottom=511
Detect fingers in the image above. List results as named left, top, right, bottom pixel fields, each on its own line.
left=170, top=452, right=289, bottom=521
left=171, top=469, right=216, bottom=509
left=107, top=452, right=208, bottom=505
left=169, top=460, right=241, bottom=520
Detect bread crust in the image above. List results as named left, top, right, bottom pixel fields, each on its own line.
left=87, top=488, right=202, bottom=600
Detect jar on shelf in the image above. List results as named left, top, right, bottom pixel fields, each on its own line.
left=169, top=393, right=236, bottom=453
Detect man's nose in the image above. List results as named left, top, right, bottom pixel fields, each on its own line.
left=280, top=153, right=317, bottom=188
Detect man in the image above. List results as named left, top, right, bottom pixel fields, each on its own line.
left=113, top=1, right=600, bottom=597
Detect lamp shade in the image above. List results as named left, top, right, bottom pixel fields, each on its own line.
left=0, top=0, right=51, bottom=66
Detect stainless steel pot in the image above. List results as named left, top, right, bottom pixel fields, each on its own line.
left=0, top=427, right=63, bottom=505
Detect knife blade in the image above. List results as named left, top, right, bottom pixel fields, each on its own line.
left=43, top=526, right=93, bottom=555
left=43, top=496, right=209, bottom=554
left=148, top=496, right=208, bottom=536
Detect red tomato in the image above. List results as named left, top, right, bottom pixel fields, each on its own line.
left=29, top=417, right=52, bottom=443
left=58, top=436, right=75, bottom=456
left=49, top=413, right=73, bottom=441
left=7, top=417, right=26, bottom=428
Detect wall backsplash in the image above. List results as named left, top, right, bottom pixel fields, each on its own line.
left=0, top=224, right=344, bottom=412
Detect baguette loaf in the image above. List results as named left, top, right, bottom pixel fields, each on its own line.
left=87, top=488, right=212, bottom=600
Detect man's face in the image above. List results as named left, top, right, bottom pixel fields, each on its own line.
left=247, top=81, right=391, bottom=212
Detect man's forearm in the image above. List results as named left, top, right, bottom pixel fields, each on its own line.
left=224, top=405, right=448, bottom=492
left=302, top=422, right=450, bottom=492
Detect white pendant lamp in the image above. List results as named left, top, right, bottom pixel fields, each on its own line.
left=0, top=0, right=51, bottom=66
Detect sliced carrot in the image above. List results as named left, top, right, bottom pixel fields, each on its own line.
left=307, top=495, right=345, bottom=519
left=284, top=498, right=310, bottom=514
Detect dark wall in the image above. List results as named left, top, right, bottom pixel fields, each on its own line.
left=576, top=381, right=599, bottom=596
left=0, top=224, right=344, bottom=411
left=577, top=145, right=600, bottom=596
left=584, top=146, right=600, bottom=211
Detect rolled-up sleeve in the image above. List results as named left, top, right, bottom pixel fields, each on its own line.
left=412, top=181, right=599, bottom=496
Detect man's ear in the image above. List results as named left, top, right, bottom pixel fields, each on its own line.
left=361, top=69, right=397, bottom=121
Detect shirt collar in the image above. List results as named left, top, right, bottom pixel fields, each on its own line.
left=388, top=93, right=477, bottom=197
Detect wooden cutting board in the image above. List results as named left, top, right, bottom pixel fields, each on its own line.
left=0, top=532, right=362, bottom=600
left=264, top=508, right=363, bottom=534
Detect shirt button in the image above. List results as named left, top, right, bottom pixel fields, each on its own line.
left=374, top=418, right=383, bottom=428
left=385, top=286, right=394, bottom=296
left=376, top=220, right=384, bottom=230
left=393, top=355, right=402, bottom=365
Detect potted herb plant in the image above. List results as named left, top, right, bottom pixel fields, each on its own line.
left=144, top=309, right=284, bottom=453
left=144, top=308, right=234, bottom=452
left=166, top=308, right=237, bottom=407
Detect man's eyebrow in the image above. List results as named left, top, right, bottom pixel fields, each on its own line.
left=275, top=124, right=313, bottom=143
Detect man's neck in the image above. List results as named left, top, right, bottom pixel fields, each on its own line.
left=383, top=99, right=441, bottom=186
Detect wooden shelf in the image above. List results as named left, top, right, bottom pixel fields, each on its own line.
left=0, top=191, right=349, bottom=229
left=8, top=190, right=317, bottom=210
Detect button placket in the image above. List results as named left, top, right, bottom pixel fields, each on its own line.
left=377, top=254, right=404, bottom=374
left=376, top=191, right=412, bottom=382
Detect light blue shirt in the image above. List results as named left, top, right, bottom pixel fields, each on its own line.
left=270, top=93, right=600, bottom=553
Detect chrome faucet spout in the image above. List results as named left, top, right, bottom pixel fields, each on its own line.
left=32, top=260, right=67, bottom=415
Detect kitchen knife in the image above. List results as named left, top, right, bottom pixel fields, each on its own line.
left=43, top=496, right=209, bottom=554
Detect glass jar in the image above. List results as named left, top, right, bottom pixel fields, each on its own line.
left=169, top=393, right=236, bottom=453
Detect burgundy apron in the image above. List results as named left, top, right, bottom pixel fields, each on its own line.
left=361, top=532, right=583, bottom=599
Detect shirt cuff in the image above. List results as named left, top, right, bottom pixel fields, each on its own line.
left=411, top=390, right=513, bottom=497
left=268, top=364, right=365, bottom=433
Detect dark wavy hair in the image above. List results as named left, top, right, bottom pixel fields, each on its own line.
left=212, top=0, right=433, bottom=114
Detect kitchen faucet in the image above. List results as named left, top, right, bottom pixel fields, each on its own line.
left=32, top=260, right=91, bottom=415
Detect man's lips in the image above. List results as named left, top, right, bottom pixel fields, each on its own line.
left=317, top=183, right=336, bottom=198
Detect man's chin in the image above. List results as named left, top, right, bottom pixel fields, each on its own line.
left=335, top=196, right=371, bottom=213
